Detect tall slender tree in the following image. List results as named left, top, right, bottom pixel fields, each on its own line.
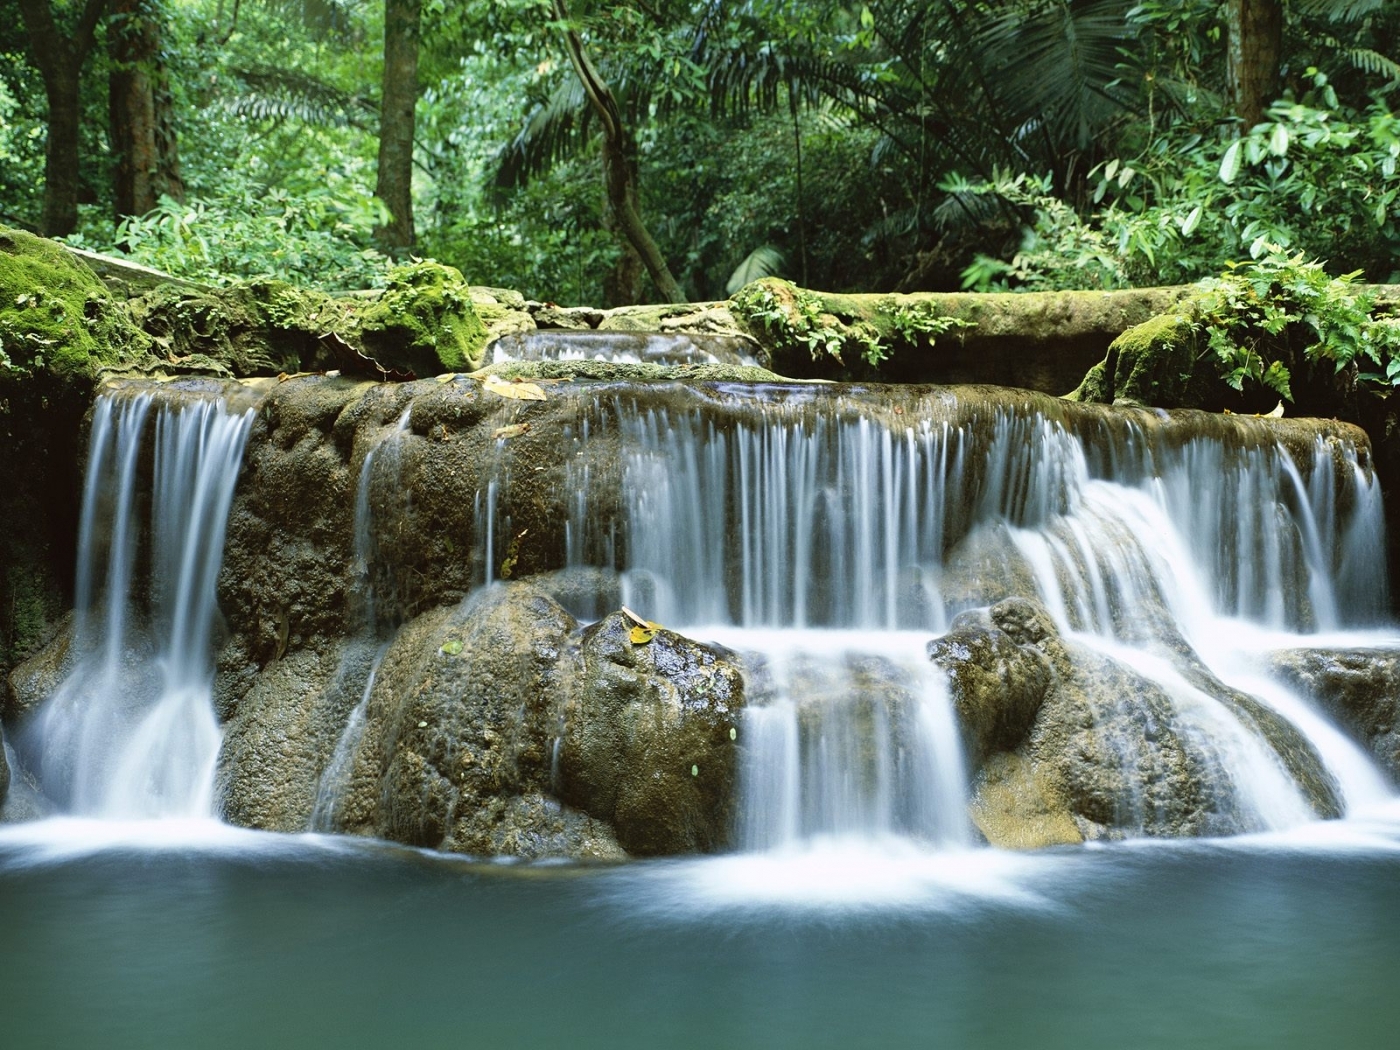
left=109, top=0, right=183, bottom=220
left=375, top=0, right=421, bottom=253
left=551, top=0, right=684, bottom=303
left=1226, top=0, right=1284, bottom=126
left=16, top=0, right=109, bottom=236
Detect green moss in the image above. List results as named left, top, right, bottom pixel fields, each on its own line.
left=0, top=227, right=145, bottom=381
left=359, top=261, right=490, bottom=376
left=1068, top=310, right=1200, bottom=407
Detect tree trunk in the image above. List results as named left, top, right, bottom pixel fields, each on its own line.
left=1226, top=0, right=1283, bottom=128
left=110, top=0, right=184, bottom=220
left=375, top=0, right=421, bottom=253
left=551, top=0, right=685, bottom=304
left=17, top=0, right=109, bottom=237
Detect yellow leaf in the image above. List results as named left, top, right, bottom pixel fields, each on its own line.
left=629, top=625, right=657, bottom=645
left=482, top=374, right=547, bottom=401
left=493, top=422, right=531, bottom=440
left=435, top=373, right=458, bottom=384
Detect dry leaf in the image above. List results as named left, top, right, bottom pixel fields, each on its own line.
left=493, top=423, right=531, bottom=440
left=629, top=625, right=657, bottom=645
left=482, top=374, right=547, bottom=401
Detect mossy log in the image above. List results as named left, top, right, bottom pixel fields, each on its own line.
left=728, top=276, right=1192, bottom=393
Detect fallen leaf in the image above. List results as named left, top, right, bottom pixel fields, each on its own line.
left=482, top=374, right=547, bottom=401
left=493, top=422, right=531, bottom=440
left=440, top=639, right=463, bottom=655
left=629, top=625, right=657, bottom=645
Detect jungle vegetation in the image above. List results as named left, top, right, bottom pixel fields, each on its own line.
left=0, top=0, right=1396, bottom=304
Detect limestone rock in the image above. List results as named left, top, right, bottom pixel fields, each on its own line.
left=329, top=583, right=624, bottom=860
left=215, top=639, right=382, bottom=832
left=5, top=613, right=77, bottom=723
left=927, top=601, right=1055, bottom=768
left=1268, top=648, right=1400, bottom=781
left=932, top=596, right=1339, bottom=847
left=557, top=611, right=744, bottom=855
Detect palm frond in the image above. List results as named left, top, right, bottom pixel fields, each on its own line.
left=976, top=0, right=1137, bottom=158
left=726, top=244, right=785, bottom=294
left=223, top=67, right=375, bottom=129
left=1294, top=0, right=1389, bottom=23
left=492, top=77, right=591, bottom=191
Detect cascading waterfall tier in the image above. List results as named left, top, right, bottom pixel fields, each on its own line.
left=18, top=372, right=1394, bottom=854
left=22, top=387, right=253, bottom=819
left=548, top=384, right=1389, bottom=844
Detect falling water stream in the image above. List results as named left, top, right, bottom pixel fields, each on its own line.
left=21, top=392, right=252, bottom=818
left=5, top=366, right=1400, bottom=1048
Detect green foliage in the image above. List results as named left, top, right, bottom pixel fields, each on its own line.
left=884, top=298, right=976, bottom=347
left=1194, top=249, right=1400, bottom=401
left=64, top=178, right=393, bottom=291
left=960, top=87, right=1400, bottom=291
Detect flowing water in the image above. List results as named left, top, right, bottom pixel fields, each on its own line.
left=556, top=390, right=1393, bottom=843
left=5, top=374, right=1400, bottom=1045
left=19, top=392, right=252, bottom=818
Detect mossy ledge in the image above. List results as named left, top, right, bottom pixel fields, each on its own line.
left=728, top=276, right=1190, bottom=392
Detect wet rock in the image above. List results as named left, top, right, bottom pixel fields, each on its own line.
left=932, top=596, right=1338, bottom=847
left=940, top=523, right=1040, bottom=614
left=330, top=583, right=624, bottom=860
left=5, top=613, right=77, bottom=723
left=557, top=611, right=745, bottom=855
left=927, top=601, right=1055, bottom=768
left=215, top=639, right=382, bottom=832
left=1268, top=648, right=1400, bottom=781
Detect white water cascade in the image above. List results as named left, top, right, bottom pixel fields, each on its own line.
left=562, top=390, right=1394, bottom=849
left=24, top=391, right=253, bottom=818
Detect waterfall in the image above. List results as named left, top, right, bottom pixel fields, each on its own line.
left=23, top=392, right=253, bottom=818
left=562, top=391, right=1392, bottom=849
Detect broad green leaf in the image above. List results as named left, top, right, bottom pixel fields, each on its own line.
left=1180, top=205, right=1203, bottom=236
left=1268, top=124, right=1290, bottom=157
left=1220, top=140, right=1243, bottom=184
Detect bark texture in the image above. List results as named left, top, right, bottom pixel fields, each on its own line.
left=1226, top=0, right=1284, bottom=127
left=109, top=0, right=184, bottom=219
left=17, top=0, right=108, bottom=236
left=374, top=0, right=422, bottom=253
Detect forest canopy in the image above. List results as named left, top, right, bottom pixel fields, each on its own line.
left=0, top=0, right=1396, bottom=305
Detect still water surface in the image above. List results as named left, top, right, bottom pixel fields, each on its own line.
left=3, top=812, right=1400, bottom=1049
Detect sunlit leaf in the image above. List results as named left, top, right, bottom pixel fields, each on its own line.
left=482, top=374, right=547, bottom=401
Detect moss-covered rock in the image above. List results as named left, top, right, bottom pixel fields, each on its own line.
left=0, top=227, right=146, bottom=381
left=1067, top=309, right=1203, bottom=407
left=557, top=611, right=745, bottom=856
left=358, top=260, right=490, bottom=377
left=730, top=276, right=1190, bottom=391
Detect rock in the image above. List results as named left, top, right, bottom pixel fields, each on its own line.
left=328, top=583, right=625, bottom=859
left=0, top=722, right=8, bottom=808
left=1267, top=648, right=1400, bottom=781
left=927, top=601, right=1055, bottom=768
left=357, top=261, right=490, bottom=376
left=5, top=613, right=77, bottom=723
left=215, top=639, right=383, bottom=832
left=931, top=596, right=1339, bottom=847
left=557, top=611, right=745, bottom=855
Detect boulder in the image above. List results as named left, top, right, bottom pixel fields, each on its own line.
left=557, top=611, right=745, bottom=855
left=327, top=583, right=624, bottom=859
left=931, top=597, right=1339, bottom=847
left=1267, top=648, right=1400, bottom=781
